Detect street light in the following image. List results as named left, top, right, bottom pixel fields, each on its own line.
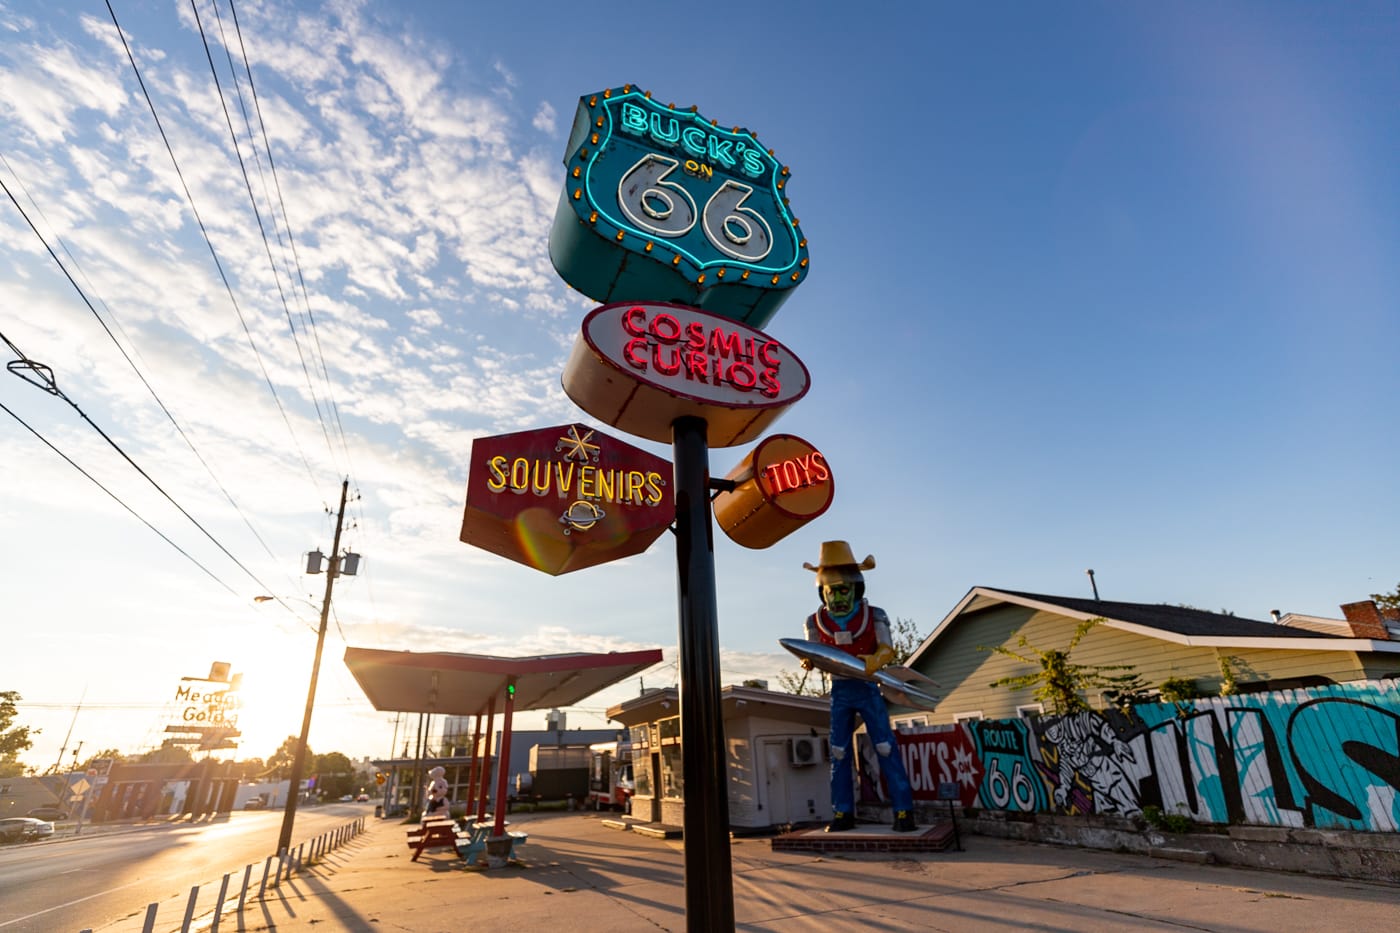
left=268, top=478, right=360, bottom=857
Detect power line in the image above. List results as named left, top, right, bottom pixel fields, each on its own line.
left=103, top=0, right=323, bottom=499
left=225, top=0, right=355, bottom=473
left=3, top=330, right=283, bottom=600
left=0, top=156, right=286, bottom=574
left=0, top=396, right=237, bottom=598
left=188, top=0, right=340, bottom=470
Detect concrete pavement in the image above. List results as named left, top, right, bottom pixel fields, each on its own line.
left=165, top=812, right=1398, bottom=932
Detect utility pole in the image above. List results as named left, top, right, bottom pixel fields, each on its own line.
left=277, top=478, right=350, bottom=856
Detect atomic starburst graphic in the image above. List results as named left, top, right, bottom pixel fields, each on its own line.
left=556, top=425, right=600, bottom=463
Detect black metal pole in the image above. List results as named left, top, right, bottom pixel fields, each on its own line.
left=277, top=478, right=348, bottom=855
left=671, top=415, right=734, bottom=931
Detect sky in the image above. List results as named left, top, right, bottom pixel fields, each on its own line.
left=2, top=0, right=1397, bottom=774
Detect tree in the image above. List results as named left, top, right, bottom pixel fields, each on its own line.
left=890, top=616, right=923, bottom=665
left=230, top=757, right=267, bottom=782
left=0, top=691, right=34, bottom=778
left=982, top=618, right=1143, bottom=715
left=266, top=736, right=304, bottom=779
left=138, top=742, right=194, bottom=765
left=78, top=750, right=125, bottom=772
left=1371, top=583, right=1400, bottom=612
left=776, top=667, right=828, bottom=697
left=313, top=751, right=355, bottom=798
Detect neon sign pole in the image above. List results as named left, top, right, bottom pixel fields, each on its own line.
left=671, top=415, right=734, bottom=929
left=563, top=301, right=809, bottom=930
left=547, top=86, right=814, bottom=932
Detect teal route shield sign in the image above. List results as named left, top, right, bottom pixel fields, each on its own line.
left=548, top=84, right=809, bottom=329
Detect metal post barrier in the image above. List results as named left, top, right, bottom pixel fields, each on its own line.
left=141, top=902, right=159, bottom=933
left=179, top=885, right=199, bottom=932
left=238, top=862, right=253, bottom=912
left=210, top=872, right=230, bottom=932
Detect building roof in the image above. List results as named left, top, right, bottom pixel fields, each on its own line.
left=910, top=587, right=1400, bottom=664
left=343, top=647, right=664, bottom=716
left=607, top=684, right=830, bottom=730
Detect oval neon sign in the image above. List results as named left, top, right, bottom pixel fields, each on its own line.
left=562, top=301, right=810, bottom=447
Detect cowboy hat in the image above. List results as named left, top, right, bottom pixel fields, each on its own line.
left=803, top=540, right=876, bottom=586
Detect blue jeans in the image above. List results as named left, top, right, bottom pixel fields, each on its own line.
left=829, top=678, right=914, bottom=814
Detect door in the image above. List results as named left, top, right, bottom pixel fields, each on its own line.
left=762, top=740, right=791, bottom=825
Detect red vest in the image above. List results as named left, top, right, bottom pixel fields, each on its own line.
left=808, top=602, right=879, bottom=657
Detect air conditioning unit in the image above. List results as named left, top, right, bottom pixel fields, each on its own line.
left=788, top=737, right=824, bottom=767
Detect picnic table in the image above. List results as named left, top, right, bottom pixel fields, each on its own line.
left=406, top=817, right=458, bottom=861
left=457, top=816, right=528, bottom=867
left=408, top=815, right=528, bottom=866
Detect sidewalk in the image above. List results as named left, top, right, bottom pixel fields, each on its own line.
left=205, top=812, right=1399, bottom=932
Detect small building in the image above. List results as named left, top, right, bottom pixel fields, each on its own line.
left=0, top=775, right=68, bottom=819
left=904, top=588, right=1400, bottom=725
left=88, top=758, right=239, bottom=822
left=607, top=685, right=832, bottom=831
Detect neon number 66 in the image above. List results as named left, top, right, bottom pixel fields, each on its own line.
left=702, top=180, right=773, bottom=263
left=618, top=155, right=697, bottom=238
left=618, top=159, right=774, bottom=263
left=985, top=758, right=1036, bottom=811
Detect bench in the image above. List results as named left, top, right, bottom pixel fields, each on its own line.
left=500, top=829, right=528, bottom=862
left=455, top=822, right=528, bottom=867
left=407, top=817, right=458, bottom=862
left=454, top=821, right=492, bottom=865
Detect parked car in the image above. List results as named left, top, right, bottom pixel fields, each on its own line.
left=26, top=807, right=68, bottom=821
left=0, top=818, right=55, bottom=843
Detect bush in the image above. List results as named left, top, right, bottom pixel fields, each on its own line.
left=1141, top=805, right=1193, bottom=833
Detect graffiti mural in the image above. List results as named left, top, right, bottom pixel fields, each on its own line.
left=1111, top=681, right=1400, bottom=831
left=1032, top=711, right=1146, bottom=816
left=859, top=682, right=1400, bottom=833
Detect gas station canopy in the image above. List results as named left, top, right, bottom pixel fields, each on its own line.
left=343, top=646, right=664, bottom=715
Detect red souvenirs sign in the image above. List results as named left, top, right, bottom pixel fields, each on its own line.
left=562, top=300, right=809, bottom=448
left=460, top=423, right=673, bottom=575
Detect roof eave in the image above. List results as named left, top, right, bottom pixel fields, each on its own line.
left=909, top=588, right=1400, bottom=660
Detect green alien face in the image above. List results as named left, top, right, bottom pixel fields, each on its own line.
left=821, top=582, right=856, bottom=617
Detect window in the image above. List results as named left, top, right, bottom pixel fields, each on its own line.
left=660, top=745, right=684, bottom=799
left=632, top=756, right=653, bottom=797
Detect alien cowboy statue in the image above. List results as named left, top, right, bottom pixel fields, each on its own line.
left=800, top=540, right=917, bottom=832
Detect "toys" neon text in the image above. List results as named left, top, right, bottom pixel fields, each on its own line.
left=763, top=451, right=829, bottom=494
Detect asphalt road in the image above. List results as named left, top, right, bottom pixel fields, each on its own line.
left=0, top=803, right=370, bottom=933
